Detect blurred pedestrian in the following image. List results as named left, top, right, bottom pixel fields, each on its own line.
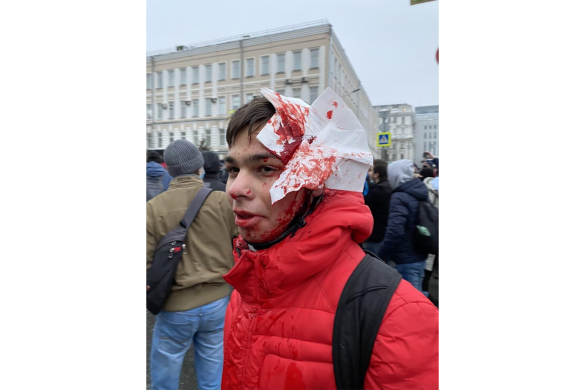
left=202, top=151, right=226, bottom=191
left=147, top=150, right=172, bottom=202
left=379, top=159, right=429, bottom=292
left=363, top=159, right=392, bottom=257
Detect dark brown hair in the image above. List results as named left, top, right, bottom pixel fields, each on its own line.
left=226, top=97, right=276, bottom=148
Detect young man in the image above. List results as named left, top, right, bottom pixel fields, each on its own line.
left=147, top=140, right=239, bottom=390
left=221, top=89, right=438, bottom=389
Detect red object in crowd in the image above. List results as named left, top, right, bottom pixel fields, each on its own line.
left=221, top=190, right=439, bottom=390
left=160, top=162, right=167, bottom=169
left=436, top=48, right=439, bottom=64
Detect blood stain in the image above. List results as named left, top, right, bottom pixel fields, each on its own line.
left=326, top=110, right=333, bottom=119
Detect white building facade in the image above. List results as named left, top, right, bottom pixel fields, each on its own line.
left=374, top=104, right=415, bottom=162
left=414, top=105, right=439, bottom=162
left=146, top=20, right=380, bottom=159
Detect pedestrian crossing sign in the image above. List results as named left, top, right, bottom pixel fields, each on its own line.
left=377, top=132, right=391, bottom=147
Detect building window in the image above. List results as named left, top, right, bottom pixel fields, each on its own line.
left=218, top=63, right=226, bottom=80
left=246, top=58, right=255, bottom=77
left=292, top=88, right=301, bottom=99
left=192, top=99, right=199, bottom=117
left=158, top=131, right=163, bottom=147
left=293, top=51, right=301, bottom=71
left=156, top=71, right=163, bottom=88
left=205, top=65, right=212, bottom=82
left=246, top=93, right=254, bottom=103
left=424, top=141, right=427, bottom=151
left=192, top=67, right=199, bottom=84
left=168, top=70, right=174, bottom=87
left=424, top=125, right=427, bottom=130
left=434, top=132, right=437, bottom=139
left=147, top=74, right=152, bottom=89
left=401, top=154, right=404, bottom=159
left=232, top=60, right=240, bottom=79
left=157, top=103, right=163, bottom=119
left=168, top=102, right=174, bottom=119
left=169, top=131, right=175, bottom=143
left=261, top=56, right=269, bottom=75
left=205, top=98, right=212, bottom=116
left=181, top=131, right=186, bottom=140
left=434, top=125, right=437, bottom=129
left=310, top=48, right=319, bottom=68
left=205, top=129, right=211, bottom=146
left=147, top=132, right=153, bottom=147
left=311, top=87, right=319, bottom=104
left=181, top=101, right=187, bottom=118
left=218, top=96, right=226, bottom=115
left=232, top=95, right=240, bottom=110
left=276, top=89, right=285, bottom=95
left=180, top=68, right=186, bottom=85
left=147, top=104, right=152, bottom=120
left=219, top=128, right=226, bottom=146
left=277, top=53, right=285, bottom=73
left=424, top=133, right=427, bottom=139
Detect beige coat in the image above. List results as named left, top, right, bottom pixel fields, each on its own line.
left=147, top=175, right=239, bottom=311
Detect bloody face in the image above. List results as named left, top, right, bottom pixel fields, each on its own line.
left=225, top=128, right=308, bottom=243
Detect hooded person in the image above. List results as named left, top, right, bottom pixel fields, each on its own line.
left=379, top=159, right=429, bottom=292
left=221, top=88, right=438, bottom=389
left=202, top=150, right=226, bottom=191
left=146, top=150, right=172, bottom=201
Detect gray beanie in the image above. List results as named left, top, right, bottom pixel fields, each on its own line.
left=163, top=140, right=204, bottom=177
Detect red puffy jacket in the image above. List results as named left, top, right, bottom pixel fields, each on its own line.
left=222, top=190, right=438, bottom=389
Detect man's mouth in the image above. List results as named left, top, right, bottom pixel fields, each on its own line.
left=233, top=209, right=264, bottom=228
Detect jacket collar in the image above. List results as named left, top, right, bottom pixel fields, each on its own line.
left=169, top=175, right=204, bottom=190
left=223, top=190, right=373, bottom=304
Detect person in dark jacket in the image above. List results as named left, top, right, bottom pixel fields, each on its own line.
left=202, top=151, right=226, bottom=191
left=363, top=159, right=391, bottom=257
left=219, top=160, right=229, bottom=184
left=147, top=150, right=172, bottom=201
left=379, top=159, right=429, bottom=292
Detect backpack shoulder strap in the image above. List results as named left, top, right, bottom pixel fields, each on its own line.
left=332, top=252, right=402, bottom=390
left=179, top=187, right=213, bottom=229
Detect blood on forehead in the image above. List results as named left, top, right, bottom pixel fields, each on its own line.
left=267, top=93, right=310, bottom=164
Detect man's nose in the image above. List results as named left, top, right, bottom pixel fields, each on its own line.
left=228, top=171, right=253, bottom=200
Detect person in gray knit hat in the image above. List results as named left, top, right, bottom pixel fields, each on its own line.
left=147, top=139, right=238, bottom=389
left=163, top=139, right=205, bottom=178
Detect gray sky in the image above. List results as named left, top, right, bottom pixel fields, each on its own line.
left=147, top=0, right=438, bottom=107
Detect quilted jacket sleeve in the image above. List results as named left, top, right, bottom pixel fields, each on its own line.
left=364, top=285, right=439, bottom=389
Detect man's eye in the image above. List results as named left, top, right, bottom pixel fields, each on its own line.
left=226, top=167, right=239, bottom=174
left=259, top=166, right=278, bottom=174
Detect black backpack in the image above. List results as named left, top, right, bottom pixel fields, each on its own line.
left=333, top=252, right=403, bottom=390
left=412, top=201, right=439, bottom=255
left=146, top=187, right=213, bottom=315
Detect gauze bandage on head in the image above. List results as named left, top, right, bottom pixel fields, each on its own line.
left=256, top=87, right=373, bottom=204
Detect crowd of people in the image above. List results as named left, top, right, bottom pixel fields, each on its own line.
left=146, top=91, right=439, bottom=389
left=363, top=154, right=439, bottom=305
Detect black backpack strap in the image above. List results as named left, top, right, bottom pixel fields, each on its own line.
left=333, top=252, right=403, bottom=390
left=180, top=187, right=213, bottom=229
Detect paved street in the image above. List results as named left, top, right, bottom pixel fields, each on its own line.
left=147, top=311, right=199, bottom=390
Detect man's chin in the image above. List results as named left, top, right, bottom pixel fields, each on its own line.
left=240, top=225, right=288, bottom=244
